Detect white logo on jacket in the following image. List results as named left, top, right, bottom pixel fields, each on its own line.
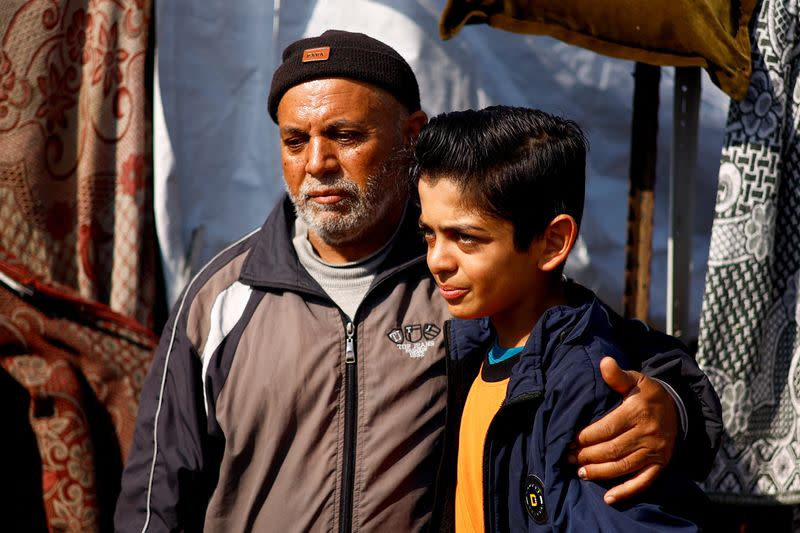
left=387, top=323, right=441, bottom=358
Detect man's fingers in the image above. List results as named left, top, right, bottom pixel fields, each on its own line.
left=568, top=358, right=679, bottom=504
left=573, top=446, right=654, bottom=480
left=599, top=356, right=639, bottom=396
left=602, top=464, right=662, bottom=505
left=573, top=398, right=636, bottom=448
left=569, top=433, right=634, bottom=467
left=573, top=357, right=644, bottom=448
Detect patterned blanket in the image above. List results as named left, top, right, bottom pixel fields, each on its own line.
left=0, top=0, right=155, bottom=327
left=0, top=1, right=156, bottom=529
left=697, top=0, right=800, bottom=505
left=1, top=258, right=155, bottom=531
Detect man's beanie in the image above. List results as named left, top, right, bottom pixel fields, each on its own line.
left=267, top=29, right=421, bottom=122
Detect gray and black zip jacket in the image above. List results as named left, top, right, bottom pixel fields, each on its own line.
left=115, top=197, right=722, bottom=533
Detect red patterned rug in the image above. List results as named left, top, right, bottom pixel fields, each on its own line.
left=1, top=258, right=156, bottom=532
left=0, top=1, right=156, bottom=530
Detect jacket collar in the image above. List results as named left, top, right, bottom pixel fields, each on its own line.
left=238, top=195, right=427, bottom=295
left=505, top=295, right=612, bottom=403
left=448, top=283, right=615, bottom=404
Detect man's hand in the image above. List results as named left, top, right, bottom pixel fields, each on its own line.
left=567, top=357, right=679, bottom=505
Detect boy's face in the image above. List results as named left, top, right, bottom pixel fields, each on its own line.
left=418, top=177, right=547, bottom=323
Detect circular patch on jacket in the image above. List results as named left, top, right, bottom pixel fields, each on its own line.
left=523, top=474, right=547, bottom=524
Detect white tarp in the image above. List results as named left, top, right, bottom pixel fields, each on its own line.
left=155, top=0, right=729, bottom=336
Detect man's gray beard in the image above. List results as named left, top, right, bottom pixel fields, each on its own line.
left=286, top=162, right=409, bottom=246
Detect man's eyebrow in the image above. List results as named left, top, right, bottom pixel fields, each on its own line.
left=279, top=126, right=307, bottom=136
left=280, top=120, right=367, bottom=137
left=322, top=120, right=367, bottom=133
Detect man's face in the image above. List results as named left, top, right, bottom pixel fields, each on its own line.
left=277, top=78, right=410, bottom=250
left=418, top=177, right=546, bottom=324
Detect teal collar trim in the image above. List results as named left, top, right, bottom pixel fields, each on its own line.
left=488, top=339, right=525, bottom=365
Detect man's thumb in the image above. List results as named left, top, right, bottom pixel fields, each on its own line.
left=599, top=356, right=638, bottom=396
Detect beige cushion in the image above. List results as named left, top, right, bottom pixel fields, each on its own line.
left=440, top=0, right=756, bottom=100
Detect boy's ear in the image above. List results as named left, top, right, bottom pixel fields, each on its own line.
left=537, top=215, right=578, bottom=272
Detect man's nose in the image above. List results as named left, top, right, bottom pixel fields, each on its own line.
left=305, top=137, right=339, bottom=178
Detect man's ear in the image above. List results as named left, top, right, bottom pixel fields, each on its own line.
left=403, top=110, right=428, bottom=145
left=538, top=214, right=578, bottom=272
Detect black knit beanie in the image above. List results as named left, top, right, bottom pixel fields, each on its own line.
left=267, top=29, right=421, bottom=122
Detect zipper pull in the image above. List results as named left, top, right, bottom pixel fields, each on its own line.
left=345, top=321, right=356, bottom=364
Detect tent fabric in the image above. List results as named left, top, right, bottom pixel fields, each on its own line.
left=155, top=0, right=729, bottom=335
left=439, top=0, right=757, bottom=100
left=697, top=0, right=800, bottom=505
left=0, top=0, right=156, bottom=329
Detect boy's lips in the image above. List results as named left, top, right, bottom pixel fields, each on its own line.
left=438, top=285, right=468, bottom=301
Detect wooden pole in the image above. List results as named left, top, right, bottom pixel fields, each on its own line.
left=623, top=63, right=660, bottom=320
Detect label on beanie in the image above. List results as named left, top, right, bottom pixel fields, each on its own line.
left=302, top=47, right=331, bottom=62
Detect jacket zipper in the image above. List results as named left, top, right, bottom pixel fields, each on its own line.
left=427, top=321, right=455, bottom=532
left=341, top=319, right=357, bottom=533
left=335, top=261, right=433, bottom=532
left=482, top=391, right=543, bottom=533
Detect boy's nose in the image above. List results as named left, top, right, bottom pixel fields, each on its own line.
left=426, top=241, right=456, bottom=276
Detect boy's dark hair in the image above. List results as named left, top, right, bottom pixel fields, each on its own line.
left=412, top=105, right=587, bottom=250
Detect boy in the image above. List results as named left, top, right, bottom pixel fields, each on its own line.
left=413, top=106, right=706, bottom=532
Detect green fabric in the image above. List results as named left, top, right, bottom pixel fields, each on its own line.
left=439, top=0, right=756, bottom=100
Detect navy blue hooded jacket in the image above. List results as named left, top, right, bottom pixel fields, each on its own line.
left=432, top=288, right=712, bottom=532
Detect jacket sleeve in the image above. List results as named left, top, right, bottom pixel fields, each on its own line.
left=615, top=318, right=723, bottom=481
left=115, top=292, right=220, bottom=533
left=540, top=344, right=703, bottom=532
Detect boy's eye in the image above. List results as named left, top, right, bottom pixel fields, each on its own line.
left=419, top=227, right=435, bottom=243
left=457, top=232, right=478, bottom=245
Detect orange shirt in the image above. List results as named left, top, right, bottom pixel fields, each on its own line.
left=454, top=367, right=510, bottom=533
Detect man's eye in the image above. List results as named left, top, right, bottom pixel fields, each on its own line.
left=336, top=131, right=364, bottom=144
left=282, top=137, right=305, bottom=149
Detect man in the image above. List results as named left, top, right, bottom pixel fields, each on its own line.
left=116, top=30, right=721, bottom=532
